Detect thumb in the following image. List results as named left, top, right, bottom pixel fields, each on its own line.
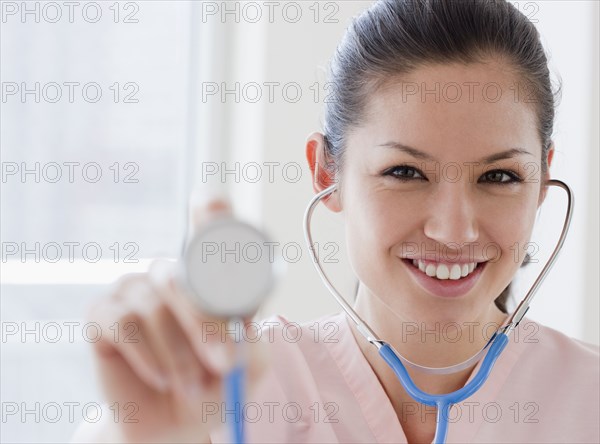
left=187, top=190, right=234, bottom=239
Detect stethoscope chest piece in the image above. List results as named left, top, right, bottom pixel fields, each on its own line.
left=182, top=217, right=276, bottom=319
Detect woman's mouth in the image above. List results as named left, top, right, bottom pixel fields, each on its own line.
left=401, top=258, right=487, bottom=298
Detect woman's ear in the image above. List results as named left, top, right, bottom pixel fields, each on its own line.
left=538, top=143, right=555, bottom=207
left=305, top=132, right=342, bottom=212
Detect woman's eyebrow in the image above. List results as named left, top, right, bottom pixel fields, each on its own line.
left=377, top=142, right=534, bottom=164
left=480, top=148, right=535, bottom=164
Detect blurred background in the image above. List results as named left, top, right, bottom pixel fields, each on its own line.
left=1, top=1, right=598, bottom=442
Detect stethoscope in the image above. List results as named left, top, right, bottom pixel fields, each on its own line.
left=180, top=179, right=573, bottom=444
left=302, top=179, right=574, bottom=444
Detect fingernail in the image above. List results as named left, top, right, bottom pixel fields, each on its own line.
left=189, top=190, right=231, bottom=212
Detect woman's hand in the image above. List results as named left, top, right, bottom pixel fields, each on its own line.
left=79, top=199, right=268, bottom=443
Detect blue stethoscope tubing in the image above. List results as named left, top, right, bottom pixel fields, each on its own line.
left=226, top=318, right=246, bottom=444
left=226, top=362, right=245, bottom=444
left=378, top=333, right=508, bottom=443
left=302, top=179, right=574, bottom=444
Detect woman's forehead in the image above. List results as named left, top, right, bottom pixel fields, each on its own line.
left=354, top=63, right=541, bottom=160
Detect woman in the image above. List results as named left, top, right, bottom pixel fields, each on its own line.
left=73, top=0, right=599, bottom=443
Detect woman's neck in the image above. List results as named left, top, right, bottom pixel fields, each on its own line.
left=347, top=285, right=508, bottom=442
left=349, top=284, right=508, bottom=395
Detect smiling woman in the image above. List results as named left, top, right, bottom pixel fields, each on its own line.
left=317, top=58, right=554, bottom=312
left=299, top=0, right=598, bottom=443
left=304, top=63, right=554, bottom=442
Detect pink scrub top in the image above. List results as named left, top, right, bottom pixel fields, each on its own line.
left=209, top=311, right=600, bottom=443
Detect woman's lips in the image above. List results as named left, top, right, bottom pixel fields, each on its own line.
left=401, top=258, right=487, bottom=298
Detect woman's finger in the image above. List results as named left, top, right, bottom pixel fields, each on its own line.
left=147, top=259, right=236, bottom=376
left=89, top=276, right=170, bottom=394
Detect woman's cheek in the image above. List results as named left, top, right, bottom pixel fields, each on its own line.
left=484, top=211, right=537, bottom=297
left=503, top=205, right=538, bottom=266
left=344, top=209, right=395, bottom=294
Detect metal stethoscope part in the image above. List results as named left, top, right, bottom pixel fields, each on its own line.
left=180, top=216, right=282, bottom=444
left=181, top=216, right=279, bottom=318
left=303, top=179, right=574, bottom=443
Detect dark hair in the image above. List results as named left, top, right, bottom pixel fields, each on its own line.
left=324, top=0, right=562, bottom=313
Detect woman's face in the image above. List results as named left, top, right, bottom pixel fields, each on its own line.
left=327, top=61, right=552, bottom=324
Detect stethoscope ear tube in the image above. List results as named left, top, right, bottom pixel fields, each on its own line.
left=303, top=178, right=575, bottom=444
left=304, top=179, right=575, bottom=358
left=504, top=179, right=574, bottom=334
left=303, top=184, right=382, bottom=345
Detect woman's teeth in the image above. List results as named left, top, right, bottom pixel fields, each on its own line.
left=411, top=259, right=478, bottom=280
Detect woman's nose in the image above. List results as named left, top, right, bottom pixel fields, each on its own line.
left=423, top=184, right=479, bottom=247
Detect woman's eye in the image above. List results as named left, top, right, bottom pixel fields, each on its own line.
left=383, top=166, right=523, bottom=185
left=480, top=169, right=523, bottom=185
left=385, top=165, right=426, bottom=181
